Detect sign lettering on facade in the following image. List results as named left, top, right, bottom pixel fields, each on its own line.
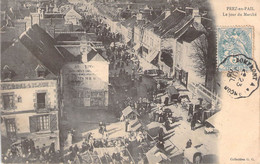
left=1, top=81, right=55, bottom=90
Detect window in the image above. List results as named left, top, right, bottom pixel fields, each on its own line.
left=4, top=72, right=11, bottom=80
left=37, top=71, right=46, bottom=78
left=2, top=65, right=13, bottom=80
left=35, top=65, right=47, bottom=78
left=30, top=115, right=50, bottom=132
left=2, top=94, right=14, bottom=110
left=37, top=93, right=46, bottom=109
left=37, top=115, right=49, bottom=131
left=5, top=118, right=16, bottom=133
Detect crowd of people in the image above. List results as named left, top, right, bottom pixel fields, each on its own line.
left=2, top=139, right=62, bottom=163
left=63, top=128, right=151, bottom=163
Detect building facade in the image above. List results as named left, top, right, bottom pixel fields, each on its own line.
left=0, top=80, right=60, bottom=150
left=62, top=61, right=109, bottom=109
left=64, top=7, right=82, bottom=25
left=62, top=42, right=109, bottom=109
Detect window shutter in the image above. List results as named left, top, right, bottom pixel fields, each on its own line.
left=50, top=114, right=57, bottom=131
left=29, top=116, right=38, bottom=133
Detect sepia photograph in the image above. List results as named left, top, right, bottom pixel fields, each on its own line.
left=0, top=0, right=259, bottom=163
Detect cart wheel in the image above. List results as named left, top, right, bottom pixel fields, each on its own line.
left=193, top=154, right=202, bottom=164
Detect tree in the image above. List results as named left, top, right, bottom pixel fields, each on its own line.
left=191, top=29, right=217, bottom=92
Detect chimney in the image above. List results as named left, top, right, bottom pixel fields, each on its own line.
left=31, top=13, right=40, bottom=25
left=24, top=16, right=31, bottom=29
left=185, top=7, right=201, bottom=24
left=136, top=12, right=142, bottom=20
left=164, top=9, right=171, bottom=19
left=80, top=41, right=92, bottom=63
left=185, top=7, right=193, bottom=16
left=193, top=8, right=201, bottom=24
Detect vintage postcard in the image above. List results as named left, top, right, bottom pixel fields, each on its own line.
left=0, top=0, right=259, bottom=163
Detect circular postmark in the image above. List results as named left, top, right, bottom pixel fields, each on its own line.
left=218, top=54, right=260, bottom=99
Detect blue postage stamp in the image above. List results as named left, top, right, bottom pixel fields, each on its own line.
left=217, top=27, right=253, bottom=71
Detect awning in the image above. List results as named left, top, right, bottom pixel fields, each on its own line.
left=131, top=123, right=142, bottom=131
left=122, top=106, right=133, bottom=116
left=146, top=146, right=167, bottom=163
left=205, top=111, right=222, bottom=130
left=138, top=57, right=158, bottom=71
left=146, top=50, right=160, bottom=63
left=122, top=106, right=139, bottom=117
left=133, top=44, right=140, bottom=51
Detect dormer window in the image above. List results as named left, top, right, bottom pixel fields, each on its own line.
left=2, top=65, right=14, bottom=81
left=35, top=64, right=47, bottom=78
left=4, top=72, right=11, bottom=80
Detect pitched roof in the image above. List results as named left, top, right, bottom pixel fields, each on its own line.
left=177, top=24, right=204, bottom=43
left=19, top=24, right=73, bottom=75
left=65, top=8, right=82, bottom=19
left=1, top=25, right=26, bottom=53
left=39, top=18, right=66, bottom=30
left=121, top=16, right=137, bottom=28
left=1, top=40, right=56, bottom=81
left=144, top=12, right=165, bottom=29
left=87, top=49, right=106, bottom=62
left=95, top=3, right=120, bottom=21
left=163, top=16, right=193, bottom=38
left=144, top=9, right=193, bottom=38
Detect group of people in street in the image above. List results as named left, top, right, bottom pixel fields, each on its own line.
left=64, top=129, right=148, bottom=163
left=2, top=139, right=61, bottom=163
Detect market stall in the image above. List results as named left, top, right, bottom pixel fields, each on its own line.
left=167, top=86, right=180, bottom=104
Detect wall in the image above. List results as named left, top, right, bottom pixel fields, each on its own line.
left=0, top=80, right=58, bottom=111
left=62, top=61, right=109, bottom=108
left=178, top=35, right=206, bottom=85
left=0, top=79, right=60, bottom=150
left=142, top=29, right=161, bottom=59
left=65, top=15, right=79, bottom=25
left=2, top=111, right=58, bottom=135
left=121, top=25, right=128, bottom=43
left=133, top=26, right=141, bottom=46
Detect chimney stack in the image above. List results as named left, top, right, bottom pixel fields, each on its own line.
left=185, top=7, right=201, bottom=24
left=193, top=8, right=201, bottom=24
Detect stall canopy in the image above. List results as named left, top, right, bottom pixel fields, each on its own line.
left=205, top=111, right=222, bottom=130
left=167, top=86, right=179, bottom=95
left=122, top=106, right=139, bottom=117
left=146, top=146, right=167, bottom=164
left=146, top=121, right=162, bottom=137
left=138, top=57, right=158, bottom=71
left=110, top=42, right=115, bottom=47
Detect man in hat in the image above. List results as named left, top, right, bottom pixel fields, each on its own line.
left=125, top=119, right=129, bottom=132
left=186, top=139, right=192, bottom=148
